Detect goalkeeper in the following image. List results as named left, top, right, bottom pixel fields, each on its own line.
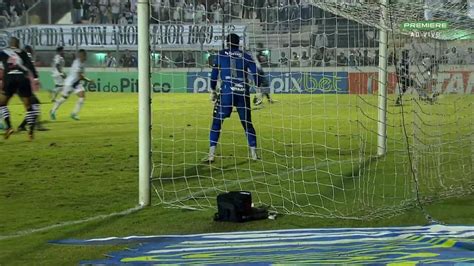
left=204, top=33, right=261, bottom=163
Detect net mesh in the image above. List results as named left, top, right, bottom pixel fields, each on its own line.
left=150, top=0, right=474, bottom=219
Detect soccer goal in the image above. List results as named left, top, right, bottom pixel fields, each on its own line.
left=138, top=0, right=474, bottom=219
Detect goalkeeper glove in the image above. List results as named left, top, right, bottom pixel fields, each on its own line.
left=210, top=90, right=218, bottom=103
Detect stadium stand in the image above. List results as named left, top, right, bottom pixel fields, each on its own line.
left=2, top=0, right=472, bottom=68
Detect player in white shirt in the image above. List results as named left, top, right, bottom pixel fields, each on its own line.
left=50, top=50, right=93, bottom=121
left=50, top=47, right=66, bottom=102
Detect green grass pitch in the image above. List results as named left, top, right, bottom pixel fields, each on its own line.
left=0, top=92, right=473, bottom=264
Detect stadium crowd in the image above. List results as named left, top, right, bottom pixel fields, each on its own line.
left=0, top=0, right=34, bottom=28
left=71, top=0, right=137, bottom=24
left=2, top=0, right=472, bottom=28
left=69, top=0, right=315, bottom=30
left=69, top=0, right=473, bottom=29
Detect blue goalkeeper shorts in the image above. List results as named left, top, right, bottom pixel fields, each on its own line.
left=213, top=92, right=251, bottom=120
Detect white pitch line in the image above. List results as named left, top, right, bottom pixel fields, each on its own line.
left=0, top=206, right=143, bottom=241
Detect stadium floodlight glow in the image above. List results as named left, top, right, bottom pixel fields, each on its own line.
left=95, top=53, right=107, bottom=65
left=95, top=53, right=107, bottom=59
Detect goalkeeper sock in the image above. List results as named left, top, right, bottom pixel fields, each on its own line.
left=250, top=147, right=259, bottom=160
left=209, top=146, right=216, bottom=157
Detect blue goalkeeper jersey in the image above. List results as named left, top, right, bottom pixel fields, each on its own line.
left=210, top=47, right=259, bottom=95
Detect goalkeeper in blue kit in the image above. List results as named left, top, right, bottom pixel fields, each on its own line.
left=204, top=33, right=262, bottom=163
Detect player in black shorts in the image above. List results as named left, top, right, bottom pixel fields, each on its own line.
left=17, top=45, right=48, bottom=132
left=253, top=54, right=276, bottom=106
left=395, top=50, right=414, bottom=106
left=0, top=37, right=39, bottom=140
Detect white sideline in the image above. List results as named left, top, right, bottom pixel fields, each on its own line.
left=0, top=206, right=143, bottom=241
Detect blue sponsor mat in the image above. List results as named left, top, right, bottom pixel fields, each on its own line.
left=53, top=225, right=474, bottom=265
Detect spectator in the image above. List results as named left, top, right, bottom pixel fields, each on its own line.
left=361, top=49, right=371, bottom=66
left=9, top=10, right=19, bottom=26
left=160, top=0, right=170, bottom=22
left=264, top=1, right=278, bottom=32
left=449, top=47, right=463, bottom=64
left=210, top=2, right=222, bottom=23
left=0, top=16, right=8, bottom=29
left=222, top=0, right=231, bottom=22
left=105, top=52, right=117, bottom=67
left=348, top=50, right=358, bottom=66
left=82, top=0, right=91, bottom=21
left=0, top=1, right=9, bottom=22
left=468, top=47, right=474, bottom=64
left=257, top=54, right=270, bottom=67
left=118, top=12, right=128, bottom=24
left=256, top=0, right=265, bottom=21
left=184, top=52, right=196, bottom=67
left=98, top=0, right=109, bottom=24
left=313, top=31, right=328, bottom=51
left=174, top=52, right=184, bottom=67
left=14, top=0, right=28, bottom=16
left=326, top=49, right=336, bottom=66
left=277, top=0, right=288, bottom=32
left=120, top=50, right=137, bottom=67
left=124, top=8, right=134, bottom=24
left=243, top=0, right=253, bottom=19
left=388, top=51, right=396, bottom=66
left=208, top=50, right=216, bottom=67
left=151, top=0, right=161, bottom=21
left=290, top=52, right=299, bottom=67
left=130, top=0, right=137, bottom=13
left=300, top=51, right=310, bottom=67
left=300, top=0, right=311, bottom=25
left=289, top=0, right=300, bottom=31
left=110, top=0, right=121, bottom=24
left=89, top=3, right=100, bottom=24
left=336, top=51, right=348, bottom=66
left=440, top=49, right=449, bottom=64
left=312, top=50, right=322, bottom=67
left=183, top=0, right=194, bottom=23
left=172, top=0, right=183, bottom=22
left=279, top=52, right=289, bottom=66
left=231, top=0, right=241, bottom=18
left=373, top=49, right=379, bottom=66
left=195, top=1, right=206, bottom=23
left=72, top=0, right=83, bottom=24
left=312, top=47, right=330, bottom=67
left=159, top=54, right=172, bottom=68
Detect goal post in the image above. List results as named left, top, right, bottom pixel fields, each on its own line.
left=138, top=0, right=151, bottom=206
left=377, top=0, right=389, bottom=157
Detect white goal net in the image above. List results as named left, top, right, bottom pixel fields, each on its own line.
left=149, top=0, right=474, bottom=219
